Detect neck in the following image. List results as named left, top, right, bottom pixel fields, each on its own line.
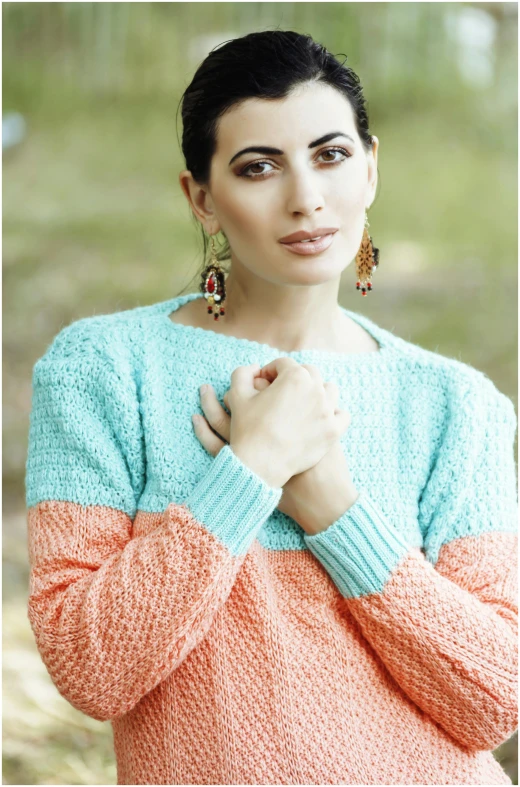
left=208, top=266, right=349, bottom=354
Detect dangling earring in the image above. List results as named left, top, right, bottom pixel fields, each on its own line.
left=200, top=235, right=227, bottom=320
left=355, top=210, right=380, bottom=296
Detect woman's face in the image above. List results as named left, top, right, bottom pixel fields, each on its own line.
left=184, top=81, right=378, bottom=286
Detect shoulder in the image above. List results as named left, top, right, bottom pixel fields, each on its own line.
left=29, top=304, right=164, bottom=420
left=32, top=300, right=160, bottom=375
left=401, top=343, right=517, bottom=496
left=420, top=348, right=516, bottom=429
left=372, top=319, right=515, bottom=423
left=28, top=307, right=148, bottom=474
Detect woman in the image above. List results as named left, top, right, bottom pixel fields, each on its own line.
left=26, top=30, right=517, bottom=785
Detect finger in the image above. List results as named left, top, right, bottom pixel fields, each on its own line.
left=230, top=363, right=262, bottom=399
left=199, top=385, right=231, bottom=443
left=223, top=376, right=269, bottom=410
left=191, top=414, right=227, bottom=457
left=253, top=377, right=270, bottom=393
left=223, top=388, right=231, bottom=411
left=299, top=363, right=324, bottom=384
left=256, top=357, right=300, bottom=383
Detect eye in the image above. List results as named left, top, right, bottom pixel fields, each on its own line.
left=239, top=147, right=351, bottom=179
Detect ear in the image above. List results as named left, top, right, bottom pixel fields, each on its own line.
left=178, top=169, right=219, bottom=233
left=367, top=135, right=379, bottom=204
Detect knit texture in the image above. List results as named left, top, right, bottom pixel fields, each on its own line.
left=25, top=291, right=518, bottom=785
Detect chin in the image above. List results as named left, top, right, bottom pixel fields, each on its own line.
left=281, top=265, right=343, bottom=286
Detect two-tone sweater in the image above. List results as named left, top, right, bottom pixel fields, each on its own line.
left=25, top=291, right=518, bottom=785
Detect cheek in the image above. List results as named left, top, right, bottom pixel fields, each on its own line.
left=214, top=188, right=260, bottom=233
left=217, top=193, right=273, bottom=248
left=335, top=176, right=367, bottom=208
left=335, top=157, right=369, bottom=201
left=334, top=189, right=368, bottom=235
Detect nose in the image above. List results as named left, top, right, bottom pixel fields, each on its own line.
left=285, top=170, right=326, bottom=216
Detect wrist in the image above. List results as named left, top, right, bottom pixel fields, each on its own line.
left=230, top=442, right=286, bottom=489
left=301, top=483, right=360, bottom=535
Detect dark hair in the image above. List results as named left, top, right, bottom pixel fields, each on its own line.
left=176, top=29, right=375, bottom=282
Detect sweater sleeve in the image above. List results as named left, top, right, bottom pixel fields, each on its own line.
left=25, top=323, right=282, bottom=723
left=303, top=371, right=518, bottom=752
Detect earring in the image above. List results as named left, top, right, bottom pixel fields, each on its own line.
left=200, top=235, right=227, bottom=320
left=355, top=211, right=380, bottom=296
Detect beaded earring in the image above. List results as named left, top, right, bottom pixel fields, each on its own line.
left=200, top=217, right=380, bottom=318
left=200, top=235, right=227, bottom=320
left=355, top=211, right=380, bottom=296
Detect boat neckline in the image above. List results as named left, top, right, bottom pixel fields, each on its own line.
left=157, top=291, right=397, bottom=363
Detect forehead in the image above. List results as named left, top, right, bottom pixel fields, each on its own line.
left=214, top=82, right=357, bottom=153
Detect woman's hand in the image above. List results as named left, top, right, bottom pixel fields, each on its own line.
left=192, top=374, right=359, bottom=535
left=254, top=361, right=359, bottom=533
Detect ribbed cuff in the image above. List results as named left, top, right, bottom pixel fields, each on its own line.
left=183, top=444, right=283, bottom=556
left=303, top=490, right=410, bottom=598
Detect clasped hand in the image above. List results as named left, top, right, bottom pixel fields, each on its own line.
left=191, top=362, right=359, bottom=535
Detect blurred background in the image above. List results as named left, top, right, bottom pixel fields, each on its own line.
left=3, top=2, right=518, bottom=784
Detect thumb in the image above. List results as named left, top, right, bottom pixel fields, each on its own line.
left=253, top=377, right=270, bottom=393
left=230, top=363, right=262, bottom=400
left=224, top=375, right=268, bottom=410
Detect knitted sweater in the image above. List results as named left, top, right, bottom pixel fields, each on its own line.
left=25, top=291, right=518, bottom=786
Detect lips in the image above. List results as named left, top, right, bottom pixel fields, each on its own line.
left=280, top=232, right=337, bottom=256
left=278, top=227, right=339, bottom=244
left=292, top=236, right=325, bottom=244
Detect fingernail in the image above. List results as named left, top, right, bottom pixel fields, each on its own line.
left=192, top=414, right=200, bottom=426
left=199, top=384, right=210, bottom=396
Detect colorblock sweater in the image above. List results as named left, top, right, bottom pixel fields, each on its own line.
left=25, top=291, right=518, bottom=786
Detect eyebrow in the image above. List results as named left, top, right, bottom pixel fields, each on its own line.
left=228, top=131, right=356, bottom=166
